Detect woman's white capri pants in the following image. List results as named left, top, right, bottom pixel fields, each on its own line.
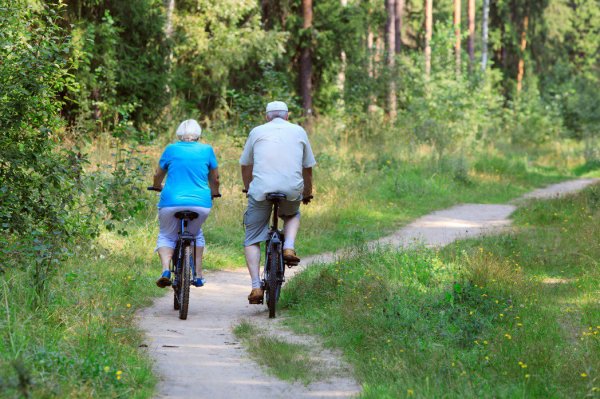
left=156, top=206, right=211, bottom=250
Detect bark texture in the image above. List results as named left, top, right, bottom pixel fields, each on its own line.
left=385, top=0, right=397, bottom=118
left=454, top=0, right=461, bottom=75
left=516, top=14, right=529, bottom=93
left=300, top=0, right=313, bottom=118
left=481, top=0, right=489, bottom=70
left=425, top=0, right=433, bottom=77
left=468, top=0, right=475, bottom=68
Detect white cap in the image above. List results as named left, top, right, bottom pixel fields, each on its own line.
left=265, top=101, right=288, bottom=113
left=176, top=119, right=202, bottom=138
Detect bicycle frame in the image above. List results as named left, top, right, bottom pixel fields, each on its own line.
left=172, top=217, right=197, bottom=284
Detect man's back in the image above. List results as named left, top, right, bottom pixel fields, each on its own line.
left=239, top=118, right=316, bottom=201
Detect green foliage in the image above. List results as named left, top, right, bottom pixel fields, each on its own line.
left=401, top=24, right=504, bottom=161
left=0, top=1, right=92, bottom=292
left=62, top=0, right=169, bottom=131
left=171, top=0, right=287, bottom=118
left=281, top=184, right=600, bottom=398
left=0, top=1, right=152, bottom=294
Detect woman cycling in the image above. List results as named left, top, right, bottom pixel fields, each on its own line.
left=151, top=119, right=220, bottom=288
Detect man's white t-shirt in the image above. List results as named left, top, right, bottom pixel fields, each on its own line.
left=239, top=118, right=316, bottom=201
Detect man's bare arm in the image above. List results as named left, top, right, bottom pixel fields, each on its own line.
left=302, top=167, right=313, bottom=197
left=153, top=167, right=167, bottom=190
left=209, top=168, right=220, bottom=196
left=241, top=164, right=253, bottom=191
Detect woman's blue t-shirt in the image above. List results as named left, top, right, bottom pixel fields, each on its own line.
left=158, top=142, right=218, bottom=209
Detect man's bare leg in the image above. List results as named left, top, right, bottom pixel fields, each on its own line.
left=245, top=244, right=264, bottom=303
left=282, top=213, right=301, bottom=250
left=245, top=244, right=261, bottom=288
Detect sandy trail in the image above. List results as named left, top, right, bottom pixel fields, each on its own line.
left=138, top=178, right=598, bottom=399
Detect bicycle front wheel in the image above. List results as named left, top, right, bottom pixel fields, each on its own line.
left=266, top=249, right=282, bottom=318
left=178, top=246, right=192, bottom=320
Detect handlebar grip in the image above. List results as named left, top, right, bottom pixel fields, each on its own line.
left=212, top=194, right=222, bottom=198
left=242, top=189, right=248, bottom=193
left=147, top=186, right=161, bottom=191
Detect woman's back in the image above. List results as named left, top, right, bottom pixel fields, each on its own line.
left=158, top=141, right=218, bottom=208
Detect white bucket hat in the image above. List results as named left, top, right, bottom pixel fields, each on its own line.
left=176, top=119, right=202, bottom=138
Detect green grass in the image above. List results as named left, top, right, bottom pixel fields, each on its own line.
left=0, top=116, right=588, bottom=397
left=280, top=183, right=600, bottom=398
left=0, top=224, right=161, bottom=398
left=233, top=321, right=325, bottom=384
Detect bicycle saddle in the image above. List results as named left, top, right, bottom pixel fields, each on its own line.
left=174, top=211, right=199, bottom=220
left=266, top=193, right=286, bottom=201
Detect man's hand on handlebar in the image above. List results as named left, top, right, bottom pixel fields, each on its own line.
left=302, top=195, right=313, bottom=205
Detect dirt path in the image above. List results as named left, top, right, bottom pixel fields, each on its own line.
left=138, top=178, right=598, bottom=399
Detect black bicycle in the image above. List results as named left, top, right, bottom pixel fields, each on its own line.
left=148, top=187, right=220, bottom=320
left=259, top=192, right=312, bottom=318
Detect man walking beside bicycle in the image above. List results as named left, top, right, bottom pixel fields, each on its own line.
left=239, top=101, right=316, bottom=304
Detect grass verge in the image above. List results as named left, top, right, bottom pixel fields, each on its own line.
left=233, top=320, right=325, bottom=384
left=0, top=225, right=160, bottom=398
left=280, top=183, right=600, bottom=398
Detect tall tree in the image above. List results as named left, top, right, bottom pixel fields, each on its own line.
left=468, top=0, right=475, bottom=68
left=385, top=0, right=397, bottom=118
left=425, top=0, right=433, bottom=77
left=337, top=0, right=348, bottom=108
left=516, top=13, right=529, bottom=92
left=454, top=0, right=461, bottom=75
left=164, top=0, right=175, bottom=39
left=395, top=0, right=404, bottom=53
left=481, top=0, right=489, bottom=70
left=300, top=0, right=313, bottom=119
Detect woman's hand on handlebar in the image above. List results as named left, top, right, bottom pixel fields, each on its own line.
left=302, top=195, right=313, bottom=205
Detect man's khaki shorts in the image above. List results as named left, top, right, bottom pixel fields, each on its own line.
left=243, top=196, right=300, bottom=246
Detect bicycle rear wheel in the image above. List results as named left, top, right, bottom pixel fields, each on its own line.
left=178, top=245, right=192, bottom=320
left=265, top=248, right=282, bottom=318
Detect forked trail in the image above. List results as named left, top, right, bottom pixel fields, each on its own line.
left=138, top=178, right=598, bottom=399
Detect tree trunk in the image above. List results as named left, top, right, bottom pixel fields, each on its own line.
left=164, top=0, right=175, bottom=39
left=516, top=14, right=529, bottom=93
left=337, top=0, right=348, bottom=108
left=385, top=0, right=397, bottom=118
left=468, top=0, right=475, bottom=69
left=395, top=0, right=404, bottom=53
left=300, top=0, right=313, bottom=120
left=261, top=0, right=269, bottom=27
left=424, top=0, right=433, bottom=77
left=367, top=26, right=377, bottom=112
left=454, top=0, right=461, bottom=75
left=481, top=0, right=489, bottom=70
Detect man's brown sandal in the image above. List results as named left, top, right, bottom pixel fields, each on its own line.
left=248, top=288, right=264, bottom=304
left=283, top=248, right=300, bottom=266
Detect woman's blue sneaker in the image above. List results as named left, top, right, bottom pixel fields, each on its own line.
left=192, top=277, right=205, bottom=287
left=156, top=270, right=171, bottom=288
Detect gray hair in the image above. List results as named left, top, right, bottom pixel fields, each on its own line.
left=266, top=110, right=288, bottom=121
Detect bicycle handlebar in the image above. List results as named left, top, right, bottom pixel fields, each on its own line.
left=147, top=186, right=222, bottom=199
